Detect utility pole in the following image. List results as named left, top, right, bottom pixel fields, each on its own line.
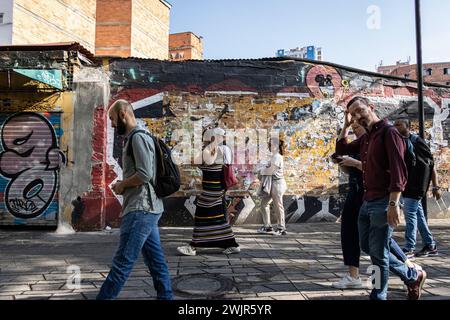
left=415, top=0, right=428, bottom=219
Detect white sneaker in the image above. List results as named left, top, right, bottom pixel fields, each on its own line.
left=273, top=228, right=287, bottom=236
left=332, top=274, right=363, bottom=289
left=177, top=245, right=197, bottom=256
left=257, top=226, right=274, bottom=234
left=223, top=247, right=241, bottom=255
left=412, top=263, right=423, bottom=271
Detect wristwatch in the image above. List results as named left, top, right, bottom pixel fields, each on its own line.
left=389, top=200, right=400, bottom=207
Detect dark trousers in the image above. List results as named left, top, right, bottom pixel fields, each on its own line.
left=341, top=185, right=409, bottom=269
left=341, top=185, right=364, bottom=268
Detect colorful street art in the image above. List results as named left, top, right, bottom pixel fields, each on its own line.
left=0, top=112, right=65, bottom=224
left=97, top=59, right=450, bottom=227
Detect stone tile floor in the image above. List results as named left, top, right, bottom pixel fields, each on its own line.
left=1, top=220, right=449, bottom=300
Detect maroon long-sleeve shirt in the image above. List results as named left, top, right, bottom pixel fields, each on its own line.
left=336, top=119, right=407, bottom=202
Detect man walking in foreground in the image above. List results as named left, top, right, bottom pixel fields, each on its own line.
left=96, top=99, right=173, bottom=300
left=335, top=96, right=427, bottom=300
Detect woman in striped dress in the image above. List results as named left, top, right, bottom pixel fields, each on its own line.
left=177, top=129, right=240, bottom=256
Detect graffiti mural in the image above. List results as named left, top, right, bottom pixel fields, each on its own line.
left=99, top=59, right=450, bottom=226
left=0, top=112, right=65, bottom=222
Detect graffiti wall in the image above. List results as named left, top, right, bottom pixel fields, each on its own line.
left=0, top=94, right=68, bottom=226
left=97, top=58, right=450, bottom=227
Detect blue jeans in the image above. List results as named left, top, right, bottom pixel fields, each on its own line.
left=96, top=211, right=173, bottom=300
left=389, top=238, right=408, bottom=263
left=403, top=197, right=435, bottom=251
left=358, top=197, right=418, bottom=300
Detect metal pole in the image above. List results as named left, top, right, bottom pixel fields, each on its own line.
left=415, top=0, right=428, bottom=219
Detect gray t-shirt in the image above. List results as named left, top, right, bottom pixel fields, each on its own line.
left=121, top=126, right=164, bottom=217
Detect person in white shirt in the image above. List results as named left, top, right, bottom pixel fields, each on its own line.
left=257, top=138, right=287, bottom=236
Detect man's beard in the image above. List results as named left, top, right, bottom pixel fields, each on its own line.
left=359, top=118, right=369, bottom=128
left=117, top=117, right=127, bottom=135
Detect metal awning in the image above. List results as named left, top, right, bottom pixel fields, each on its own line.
left=13, top=69, right=63, bottom=89
left=0, top=69, right=64, bottom=91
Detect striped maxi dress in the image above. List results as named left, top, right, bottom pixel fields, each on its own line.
left=190, top=164, right=239, bottom=248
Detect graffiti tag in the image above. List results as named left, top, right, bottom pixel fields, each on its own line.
left=0, top=112, right=65, bottom=219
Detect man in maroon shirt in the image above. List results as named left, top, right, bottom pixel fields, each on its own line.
left=335, top=96, right=427, bottom=300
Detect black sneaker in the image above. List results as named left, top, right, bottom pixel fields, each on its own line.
left=415, top=244, right=438, bottom=257
left=257, top=226, right=274, bottom=234
left=402, top=248, right=415, bottom=259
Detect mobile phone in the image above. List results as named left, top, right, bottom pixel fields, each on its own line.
left=331, top=154, right=343, bottom=163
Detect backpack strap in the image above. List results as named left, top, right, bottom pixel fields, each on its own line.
left=126, top=129, right=152, bottom=164
left=125, top=129, right=155, bottom=207
left=409, top=133, right=419, bottom=144
left=381, top=124, right=412, bottom=163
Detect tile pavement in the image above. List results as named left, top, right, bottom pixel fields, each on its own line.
left=1, top=220, right=450, bottom=300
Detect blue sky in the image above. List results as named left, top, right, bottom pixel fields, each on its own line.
left=169, top=0, right=450, bottom=72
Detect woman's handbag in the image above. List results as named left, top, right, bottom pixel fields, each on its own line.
left=223, top=164, right=238, bottom=189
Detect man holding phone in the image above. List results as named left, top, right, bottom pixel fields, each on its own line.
left=335, top=96, right=427, bottom=300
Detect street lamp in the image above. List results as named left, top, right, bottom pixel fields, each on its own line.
left=415, top=0, right=428, bottom=218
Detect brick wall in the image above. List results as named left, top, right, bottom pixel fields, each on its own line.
left=12, top=0, right=96, bottom=52
left=389, top=63, right=450, bottom=86
left=95, top=0, right=170, bottom=59
left=169, top=32, right=203, bottom=61
left=95, top=0, right=132, bottom=57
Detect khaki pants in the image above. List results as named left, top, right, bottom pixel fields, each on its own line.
left=260, top=179, right=287, bottom=230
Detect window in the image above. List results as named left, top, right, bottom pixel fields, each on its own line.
left=404, top=74, right=410, bottom=79
left=0, top=13, right=4, bottom=24
left=425, top=68, right=432, bottom=76
left=444, top=68, right=450, bottom=75
left=447, top=82, right=450, bottom=86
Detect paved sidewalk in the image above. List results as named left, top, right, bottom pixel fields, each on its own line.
left=1, top=220, right=450, bottom=300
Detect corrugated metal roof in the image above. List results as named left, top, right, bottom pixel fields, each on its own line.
left=1, top=44, right=448, bottom=89
left=112, top=56, right=450, bottom=89
left=0, top=42, right=96, bottom=63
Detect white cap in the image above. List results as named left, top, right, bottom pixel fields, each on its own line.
left=203, top=127, right=225, bottom=142
left=212, top=128, right=225, bottom=136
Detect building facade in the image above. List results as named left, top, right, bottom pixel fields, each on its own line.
left=0, top=0, right=171, bottom=60
left=169, top=32, right=203, bottom=61
left=378, top=61, right=450, bottom=86
left=0, top=0, right=96, bottom=52
left=276, top=46, right=322, bottom=61
left=95, top=0, right=171, bottom=59
left=377, top=60, right=411, bottom=75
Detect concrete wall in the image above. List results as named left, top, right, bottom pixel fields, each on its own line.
left=12, top=0, right=96, bottom=52
left=0, top=0, right=13, bottom=45
left=89, top=58, right=450, bottom=229
left=63, top=67, right=110, bottom=231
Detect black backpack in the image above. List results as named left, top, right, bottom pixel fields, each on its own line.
left=127, top=130, right=181, bottom=198
left=382, top=126, right=434, bottom=199
left=403, top=134, right=434, bottom=199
